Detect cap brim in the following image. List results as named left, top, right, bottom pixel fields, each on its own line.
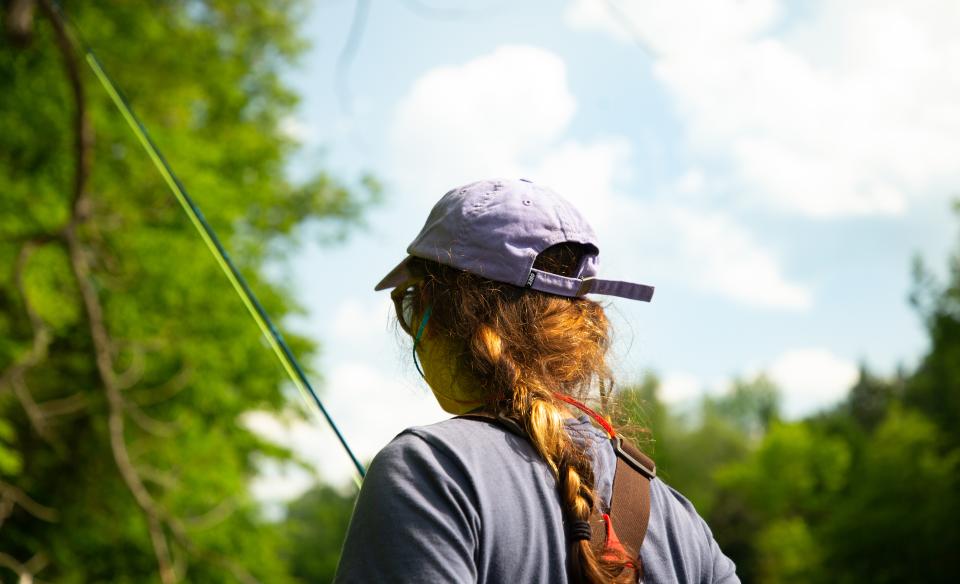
left=374, top=256, right=415, bottom=291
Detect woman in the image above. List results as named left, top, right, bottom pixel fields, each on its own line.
left=335, top=179, right=739, bottom=583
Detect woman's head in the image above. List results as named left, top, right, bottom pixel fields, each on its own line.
left=401, top=242, right=612, bottom=415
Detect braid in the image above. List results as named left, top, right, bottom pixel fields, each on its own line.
left=410, top=243, right=638, bottom=583
left=472, top=327, right=631, bottom=583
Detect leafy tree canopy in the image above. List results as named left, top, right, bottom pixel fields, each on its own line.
left=1, top=1, right=377, bottom=581
left=611, top=209, right=960, bottom=582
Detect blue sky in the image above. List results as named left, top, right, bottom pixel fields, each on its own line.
left=246, top=0, right=960, bottom=495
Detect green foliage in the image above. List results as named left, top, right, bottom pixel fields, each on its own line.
left=709, top=422, right=849, bottom=582
left=716, top=423, right=850, bottom=519
left=614, top=373, right=763, bottom=516
left=707, top=374, right=780, bottom=438
left=614, top=207, right=960, bottom=582
left=820, top=407, right=960, bottom=583
left=906, top=215, right=960, bottom=449
left=1, top=1, right=375, bottom=581
left=280, top=484, right=357, bottom=583
left=0, top=418, right=21, bottom=476
left=754, top=517, right=819, bottom=584
left=21, top=245, right=81, bottom=331
left=845, top=363, right=904, bottom=432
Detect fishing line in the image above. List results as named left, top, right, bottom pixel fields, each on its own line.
left=51, top=2, right=366, bottom=483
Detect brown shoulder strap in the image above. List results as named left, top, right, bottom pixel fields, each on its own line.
left=589, top=435, right=656, bottom=581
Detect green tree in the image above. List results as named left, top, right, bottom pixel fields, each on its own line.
left=845, top=363, right=904, bottom=432
left=906, top=203, right=960, bottom=448
left=281, top=484, right=357, bottom=583
left=707, top=374, right=780, bottom=438
left=0, top=1, right=376, bottom=581
left=712, top=422, right=850, bottom=583
left=820, top=407, right=960, bottom=584
left=614, top=373, right=758, bottom=517
left=703, top=205, right=960, bottom=583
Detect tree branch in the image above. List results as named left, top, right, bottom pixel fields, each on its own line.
left=181, top=498, right=237, bottom=531
left=65, top=199, right=179, bottom=584
left=135, top=365, right=194, bottom=406
left=0, top=479, right=59, bottom=529
left=66, top=233, right=180, bottom=584
left=114, top=343, right=146, bottom=390
left=11, top=375, right=57, bottom=444
left=0, top=551, right=49, bottom=584
left=38, top=2, right=177, bottom=582
left=125, top=400, right=178, bottom=437
left=36, top=0, right=92, bottom=222
left=168, top=518, right=261, bottom=584
left=0, top=242, right=58, bottom=445
left=0, top=243, right=53, bottom=389
left=34, top=5, right=257, bottom=582
left=37, top=391, right=88, bottom=418
left=5, top=0, right=37, bottom=46
left=137, top=465, right=179, bottom=491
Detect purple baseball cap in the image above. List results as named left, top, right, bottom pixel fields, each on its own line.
left=375, top=178, right=654, bottom=302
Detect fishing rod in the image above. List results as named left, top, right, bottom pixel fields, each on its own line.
left=49, top=2, right=366, bottom=482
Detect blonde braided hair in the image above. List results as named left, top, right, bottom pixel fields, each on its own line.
left=407, top=243, right=635, bottom=583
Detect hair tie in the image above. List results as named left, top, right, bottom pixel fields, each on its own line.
left=569, top=520, right=592, bottom=542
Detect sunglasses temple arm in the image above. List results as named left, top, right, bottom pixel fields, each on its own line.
left=412, top=305, right=433, bottom=379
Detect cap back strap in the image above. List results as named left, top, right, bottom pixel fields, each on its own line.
left=527, top=269, right=655, bottom=302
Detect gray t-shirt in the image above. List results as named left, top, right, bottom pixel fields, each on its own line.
left=335, top=415, right=739, bottom=583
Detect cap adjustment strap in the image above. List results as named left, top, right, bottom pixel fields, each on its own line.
left=528, top=269, right=655, bottom=302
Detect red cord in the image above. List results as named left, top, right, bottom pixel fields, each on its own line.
left=552, top=392, right=616, bottom=437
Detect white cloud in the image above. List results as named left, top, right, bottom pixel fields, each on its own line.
left=662, top=205, right=812, bottom=310
left=390, top=45, right=576, bottom=196
left=641, top=348, right=856, bottom=421
left=765, top=347, right=860, bottom=418
left=242, top=411, right=320, bottom=503
left=565, top=0, right=960, bottom=218
left=660, top=371, right=705, bottom=405
left=525, top=137, right=633, bottom=231
left=330, top=297, right=394, bottom=342
left=598, top=196, right=811, bottom=310
left=566, top=0, right=779, bottom=54
left=278, top=115, right=316, bottom=144
left=661, top=348, right=858, bottom=420
left=675, top=168, right=706, bottom=196
left=389, top=44, right=809, bottom=310
left=324, top=361, right=446, bottom=460
left=244, top=360, right=447, bottom=492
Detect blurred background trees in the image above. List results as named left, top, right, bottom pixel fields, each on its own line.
left=610, top=206, right=960, bottom=583
left=1, top=0, right=375, bottom=581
